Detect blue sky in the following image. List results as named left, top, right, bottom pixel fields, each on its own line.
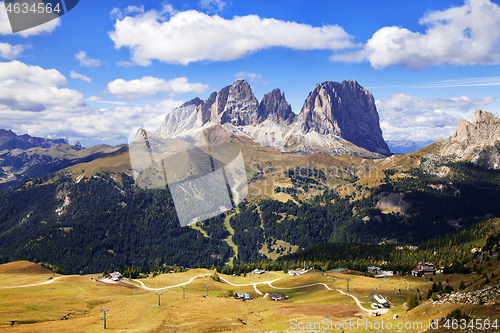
left=0, top=0, right=499, bottom=147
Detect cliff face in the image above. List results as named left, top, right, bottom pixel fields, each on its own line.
left=438, top=109, right=500, bottom=168
left=259, top=88, right=295, bottom=125
left=297, top=80, right=390, bottom=156
left=156, top=79, right=391, bottom=157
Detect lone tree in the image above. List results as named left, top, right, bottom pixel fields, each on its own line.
left=407, top=294, right=419, bottom=310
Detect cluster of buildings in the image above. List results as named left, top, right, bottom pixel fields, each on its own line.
left=411, top=263, right=436, bottom=277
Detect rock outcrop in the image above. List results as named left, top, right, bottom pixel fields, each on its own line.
left=297, top=80, right=390, bottom=156
left=259, top=88, right=295, bottom=125
left=437, top=109, right=500, bottom=168
left=156, top=79, right=391, bottom=157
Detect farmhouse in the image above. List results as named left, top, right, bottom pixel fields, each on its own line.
left=412, top=263, right=436, bottom=276
left=288, top=268, right=307, bottom=276
left=271, top=293, right=289, bottom=301
left=235, top=292, right=253, bottom=300
left=252, top=268, right=265, bottom=275
left=367, top=266, right=382, bottom=275
left=99, top=271, right=124, bottom=283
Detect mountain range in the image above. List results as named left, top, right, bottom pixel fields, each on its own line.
left=0, top=130, right=120, bottom=191
left=386, top=140, right=433, bottom=154
left=156, top=79, right=391, bottom=157
left=1, top=79, right=500, bottom=274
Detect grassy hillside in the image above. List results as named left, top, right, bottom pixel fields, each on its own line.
left=1, top=257, right=499, bottom=332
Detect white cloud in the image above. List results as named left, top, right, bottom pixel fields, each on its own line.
left=75, top=51, right=102, bottom=67
left=0, top=42, right=27, bottom=59
left=0, top=60, right=66, bottom=85
left=376, top=93, right=496, bottom=140
left=235, top=71, right=268, bottom=85
left=331, top=0, right=500, bottom=70
left=199, top=0, right=225, bottom=13
left=377, top=94, right=496, bottom=112
left=0, top=60, right=84, bottom=112
left=85, top=96, right=127, bottom=105
left=0, top=1, right=60, bottom=37
left=0, top=99, right=183, bottom=145
left=70, top=70, right=91, bottom=83
left=109, top=8, right=355, bottom=66
left=107, top=76, right=209, bottom=99
left=110, top=5, right=145, bottom=20
left=116, top=60, right=135, bottom=67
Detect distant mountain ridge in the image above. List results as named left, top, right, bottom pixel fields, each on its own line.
left=0, top=129, right=119, bottom=191
left=387, top=140, right=433, bottom=154
left=156, top=79, right=391, bottom=157
left=0, top=129, right=71, bottom=151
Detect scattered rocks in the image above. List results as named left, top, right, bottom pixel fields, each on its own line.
left=433, top=285, right=500, bottom=306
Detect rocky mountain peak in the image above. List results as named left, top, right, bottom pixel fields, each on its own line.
left=451, top=109, right=500, bottom=145
left=297, top=80, right=390, bottom=156
left=438, top=109, right=500, bottom=168
left=472, top=109, right=499, bottom=125
left=156, top=79, right=391, bottom=157
left=259, top=88, right=295, bottom=124
left=219, top=79, right=260, bottom=126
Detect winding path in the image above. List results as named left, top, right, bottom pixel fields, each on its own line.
left=130, top=274, right=212, bottom=291
left=3, top=273, right=389, bottom=315
left=266, top=281, right=388, bottom=315
left=0, top=276, right=76, bottom=289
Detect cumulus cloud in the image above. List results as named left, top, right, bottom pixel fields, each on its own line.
left=70, top=70, right=91, bottom=83
left=235, top=71, right=268, bottom=85
left=0, top=42, right=27, bottom=59
left=331, top=0, right=500, bottom=70
left=109, top=7, right=355, bottom=66
left=75, top=51, right=102, bottom=67
left=0, top=60, right=66, bottom=85
left=0, top=61, right=84, bottom=112
left=107, top=76, right=209, bottom=99
left=0, top=99, right=183, bottom=146
left=0, top=1, right=60, bottom=36
left=199, top=0, right=225, bottom=13
left=376, top=93, right=496, bottom=141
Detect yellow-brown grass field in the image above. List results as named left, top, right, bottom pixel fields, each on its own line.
left=1, top=261, right=498, bottom=332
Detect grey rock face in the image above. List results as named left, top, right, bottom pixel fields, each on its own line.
left=438, top=109, right=500, bottom=168
left=297, top=80, right=390, bottom=156
left=259, top=88, right=295, bottom=124
left=156, top=79, right=391, bottom=157
left=219, top=79, right=260, bottom=126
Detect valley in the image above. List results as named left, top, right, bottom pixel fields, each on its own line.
left=1, top=79, right=500, bottom=332
left=0, top=254, right=499, bottom=332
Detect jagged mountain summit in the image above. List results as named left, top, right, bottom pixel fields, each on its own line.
left=155, top=79, right=391, bottom=157
left=297, top=80, right=390, bottom=155
left=435, top=109, right=500, bottom=168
